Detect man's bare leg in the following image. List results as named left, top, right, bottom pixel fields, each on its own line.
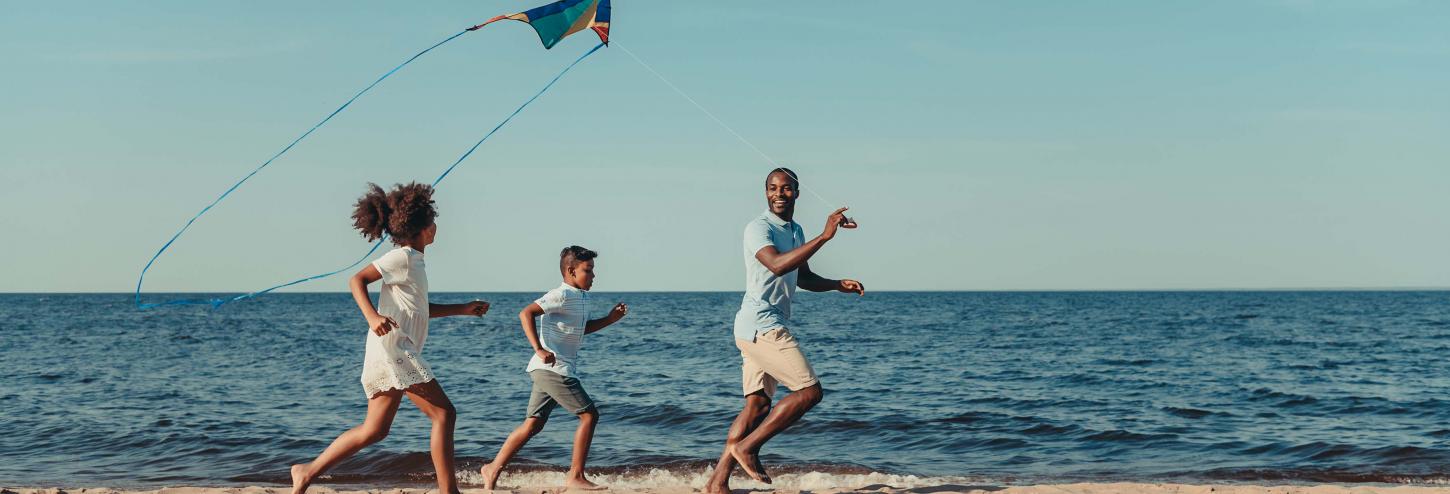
left=290, top=390, right=404, bottom=494
left=564, top=408, right=606, bottom=491
left=480, top=417, right=547, bottom=490
left=703, top=392, right=772, bottom=493
left=727, top=383, right=823, bottom=484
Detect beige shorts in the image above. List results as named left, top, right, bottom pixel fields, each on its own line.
left=737, top=327, right=819, bottom=396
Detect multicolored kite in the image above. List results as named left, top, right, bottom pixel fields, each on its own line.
left=470, top=0, right=611, bottom=49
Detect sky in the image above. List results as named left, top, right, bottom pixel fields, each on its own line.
left=1, top=1, right=1447, bottom=293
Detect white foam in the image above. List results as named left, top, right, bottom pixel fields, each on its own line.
left=456, top=467, right=983, bottom=491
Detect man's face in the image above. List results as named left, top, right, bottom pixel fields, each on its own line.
left=765, top=172, right=798, bottom=218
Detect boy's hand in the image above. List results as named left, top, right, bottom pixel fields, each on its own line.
left=464, top=300, right=490, bottom=317
left=536, top=348, right=556, bottom=365
left=822, top=207, right=857, bottom=240
left=609, top=303, right=629, bottom=321
left=839, top=279, right=865, bottom=296
left=368, top=314, right=398, bottom=336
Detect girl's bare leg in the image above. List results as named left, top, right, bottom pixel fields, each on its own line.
left=291, top=390, right=405, bottom=494
left=405, top=380, right=460, bottom=494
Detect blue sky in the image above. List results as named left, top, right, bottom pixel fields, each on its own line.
left=2, top=1, right=1447, bottom=292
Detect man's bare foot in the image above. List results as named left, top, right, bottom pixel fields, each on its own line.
left=725, top=444, right=771, bottom=484
left=289, top=464, right=311, bottom=494
left=565, top=474, right=607, bottom=491
left=479, top=462, right=502, bottom=490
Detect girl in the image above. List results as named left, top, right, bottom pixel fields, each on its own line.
left=291, top=182, right=488, bottom=494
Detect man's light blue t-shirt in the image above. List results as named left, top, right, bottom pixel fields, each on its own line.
left=733, top=210, right=806, bottom=342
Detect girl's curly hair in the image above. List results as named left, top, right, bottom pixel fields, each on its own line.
left=351, top=182, right=438, bottom=244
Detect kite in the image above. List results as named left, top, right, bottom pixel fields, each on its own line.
left=135, top=0, right=612, bottom=309
left=469, top=0, right=610, bottom=49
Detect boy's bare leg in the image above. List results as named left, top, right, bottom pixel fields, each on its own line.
left=565, top=409, right=605, bottom=491
left=406, top=381, right=460, bottom=494
left=290, top=390, right=404, bottom=494
left=480, top=417, right=547, bottom=490
left=703, top=393, right=772, bottom=494
left=727, top=383, right=823, bottom=484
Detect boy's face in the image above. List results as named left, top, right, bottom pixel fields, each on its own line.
left=566, top=259, right=596, bottom=290
left=765, top=172, right=798, bottom=218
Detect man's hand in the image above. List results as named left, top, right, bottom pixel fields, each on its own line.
left=839, top=279, right=865, bottom=296
left=464, top=300, right=490, bottom=317
left=609, top=303, right=629, bottom=322
left=368, top=314, right=398, bottom=336
left=822, top=207, right=857, bottom=240
left=535, top=348, right=556, bottom=365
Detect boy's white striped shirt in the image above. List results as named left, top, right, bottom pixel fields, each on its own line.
left=526, top=282, right=590, bottom=378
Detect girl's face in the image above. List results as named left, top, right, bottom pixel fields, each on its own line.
left=420, top=223, right=437, bottom=247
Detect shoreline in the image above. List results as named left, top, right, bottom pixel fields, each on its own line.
left=13, top=482, right=1450, bottom=494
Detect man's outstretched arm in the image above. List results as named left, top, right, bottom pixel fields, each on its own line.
left=755, top=207, right=855, bottom=277
left=799, top=261, right=865, bottom=295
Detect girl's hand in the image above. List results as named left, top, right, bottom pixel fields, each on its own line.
left=536, top=348, right=557, bottom=365
left=464, top=300, right=490, bottom=317
left=609, top=303, right=629, bottom=321
left=838, top=279, right=865, bottom=296
left=368, top=314, right=398, bottom=336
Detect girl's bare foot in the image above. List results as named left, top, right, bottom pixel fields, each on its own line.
left=479, top=463, right=502, bottom=490
left=565, top=474, right=607, bottom=491
left=289, top=464, right=311, bottom=494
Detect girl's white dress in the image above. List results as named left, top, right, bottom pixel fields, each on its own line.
left=360, top=246, right=435, bottom=397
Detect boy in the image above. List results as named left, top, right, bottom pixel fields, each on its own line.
left=479, top=245, right=628, bottom=491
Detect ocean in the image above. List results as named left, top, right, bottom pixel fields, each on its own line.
left=4, top=291, right=1450, bottom=488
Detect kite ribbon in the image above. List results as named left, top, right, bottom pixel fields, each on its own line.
left=134, top=37, right=605, bottom=309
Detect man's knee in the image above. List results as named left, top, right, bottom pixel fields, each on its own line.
left=578, top=407, right=599, bottom=423
left=798, top=383, right=823, bottom=406
left=744, top=393, right=772, bottom=416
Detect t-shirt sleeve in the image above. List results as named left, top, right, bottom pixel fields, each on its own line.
left=744, top=220, right=774, bottom=255
left=371, top=249, right=409, bottom=285
left=535, top=289, right=566, bottom=313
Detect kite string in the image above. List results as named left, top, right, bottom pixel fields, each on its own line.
left=135, top=29, right=471, bottom=309
left=134, top=36, right=603, bottom=309
left=612, top=41, right=836, bottom=209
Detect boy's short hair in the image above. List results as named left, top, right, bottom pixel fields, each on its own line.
left=559, top=245, right=598, bottom=276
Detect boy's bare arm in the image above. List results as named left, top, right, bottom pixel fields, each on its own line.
left=519, top=303, right=554, bottom=364
left=584, top=303, right=629, bottom=334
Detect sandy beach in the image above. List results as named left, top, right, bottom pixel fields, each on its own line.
left=11, top=483, right=1450, bottom=494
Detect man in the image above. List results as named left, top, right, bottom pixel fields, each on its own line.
left=703, top=167, right=866, bottom=493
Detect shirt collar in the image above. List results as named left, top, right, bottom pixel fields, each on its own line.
left=558, top=282, right=585, bottom=294
left=762, top=210, right=793, bottom=227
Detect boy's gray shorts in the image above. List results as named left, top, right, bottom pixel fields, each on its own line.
left=526, top=369, right=596, bottom=420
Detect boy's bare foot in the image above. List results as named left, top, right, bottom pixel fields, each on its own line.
left=479, top=462, right=502, bottom=490
left=724, top=443, right=771, bottom=484
left=289, top=464, right=311, bottom=494
left=565, top=475, right=607, bottom=491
